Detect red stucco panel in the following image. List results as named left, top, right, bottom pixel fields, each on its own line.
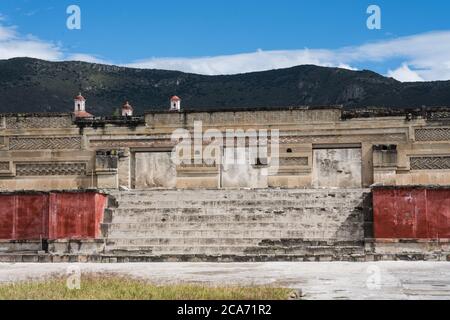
left=48, top=192, right=107, bottom=240
left=426, top=189, right=450, bottom=238
left=0, top=194, right=48, bottom=240
left=0, top=195, right=16, bottom=239
left=0, top=192, right=106, bottom=240
left=373, top=187, right=450, bottom=239
left=15, top=194, right=49, bottom=240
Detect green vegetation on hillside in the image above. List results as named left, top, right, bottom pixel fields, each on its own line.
left=1, top=57, right=450, bottom=115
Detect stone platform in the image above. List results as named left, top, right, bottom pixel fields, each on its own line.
left=1, top=188, right=450, bottom=262
left=101, top=189, right=371, bottom=259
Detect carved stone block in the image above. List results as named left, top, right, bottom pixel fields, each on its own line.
left=15, top=163, right=86, bottom=176
left=410, top=156, right=450, bottom=170
left=5, top=116, right=73, bottom=129
left=279, top=157, right=308, bottom=166
left=415, top=128, right=450, bottom=141
left=0, top=162, right=9, bottom=171
left=9, top=137, right=81, bottom=150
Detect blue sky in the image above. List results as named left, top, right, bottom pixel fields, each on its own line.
left=1, top=0, right=450, bottom=81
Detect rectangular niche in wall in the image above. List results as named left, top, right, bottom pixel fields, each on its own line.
left=134, top=152, right=177, bottom=189
left=312, top=148, right=362, bottom=188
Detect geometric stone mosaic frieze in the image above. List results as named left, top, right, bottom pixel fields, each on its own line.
left=410, top=156, right=450, bottom=170
left=15, top=162, right=87, bottom=176
left=0, top=162, right=9, bottom=171
left=5, top=116, right=73, bottom=129
left=89, top=133, right=407, bottom=149
left=415, top=128, right=450, bottom=141
left=9, top=137, right=82, bottom=150
left=279, top=157, right=308, bottom=166
left=427, top=111, right=450, bottom=121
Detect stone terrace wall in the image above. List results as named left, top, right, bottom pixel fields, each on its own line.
left=0, top=113, right=95, bottom=191
left=1, top=107, right=450, bottom=190
left=145, top=108, right=341, bottom=128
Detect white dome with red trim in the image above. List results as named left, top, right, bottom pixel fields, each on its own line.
left=122, top=101, right=133, bottom=110
left=74, top=93, right=86, bottom=101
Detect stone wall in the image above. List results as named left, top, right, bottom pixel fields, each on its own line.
left=373, top=186, right=450, bottom=239
left=0, top=191, right=107, bottom=240
left=144, top=108, right=341, bottom=128
left=312, top=148, right=362, bottom=188
left=1, top=108, right=450, bottom=190
left=134, top=152, right=176, bottom=188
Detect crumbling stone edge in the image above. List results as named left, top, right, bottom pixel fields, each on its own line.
left=0, top=253, right=449, bottom=263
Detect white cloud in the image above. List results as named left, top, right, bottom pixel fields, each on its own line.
left=387, top=64, right=424, bottom=82
left=341, top=31, right=450, bottom=81
left=126, top=49, right=343, bottom=75
left=0, top=22, right=62, bottom=60
left=337, top=63, right=358, bottom=71
left=0, top=20, right=108, bottom=64
left=1, top=14, right=450, bottom=82
left=66, top=53, right=109, bottom=64
left=0, top=24, right=15, bottom=40
left=126, top=31, right=450, bottom=81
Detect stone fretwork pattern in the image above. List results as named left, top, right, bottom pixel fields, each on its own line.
left=427, top=112, right=450, bottom=121
left=89, top=139, right=174, bottom=149
left=410, top=156, right=450, bottom=170
left=279, top=157, right=308, bottom=166
left=6, top=116, right=73, bottom=129
left=9, top=137, right=82, bottom=150
left=2, top=107, right=450, bottom=190
left=0, top=162, right=9, bottom=171
left=279, top=134, right=406, bottom=144
left=15, top=163, right=86, bottom=176
left=415, top=128, right=450, bottom=141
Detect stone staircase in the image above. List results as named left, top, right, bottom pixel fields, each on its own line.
left=101, top=188, right=372, bottom=261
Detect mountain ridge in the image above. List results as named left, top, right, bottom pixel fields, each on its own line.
left=1, top=57, right=450, bottom=115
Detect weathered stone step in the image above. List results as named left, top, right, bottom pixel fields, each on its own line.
left=104, top=221, right=363, bottom=231
left=105, top=237, right=363, bottom=246
left=107, top=238, right=260, bottom=246
left=116, top=199, right=364, bottom=209
left=110, top=189, right=370, bottom=199
left=104, top=244, right=365, bottom=255
left=110, top=212, right=362, bottom=223
left=111, top=205, right=363, bottom=213
left=114, top=198, right=367, bottom=205
left=245, top=245, right=365, bottom=255
left=104, top=229, right=362, bottom=239
left=4, top=253, right=448, bottom=263
left=106, top=237, right=362, bottom=245
left=104, top=245, right=249, bottom=255
left=102, top=188, right=369, bottom=259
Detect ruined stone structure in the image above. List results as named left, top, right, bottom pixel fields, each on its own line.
left=2, top=106, right=450, bottom=191
left=1, top=99, right=450, bottom=261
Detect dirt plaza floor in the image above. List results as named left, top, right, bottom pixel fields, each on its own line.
left=0, top=261, right=449, bottom=300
